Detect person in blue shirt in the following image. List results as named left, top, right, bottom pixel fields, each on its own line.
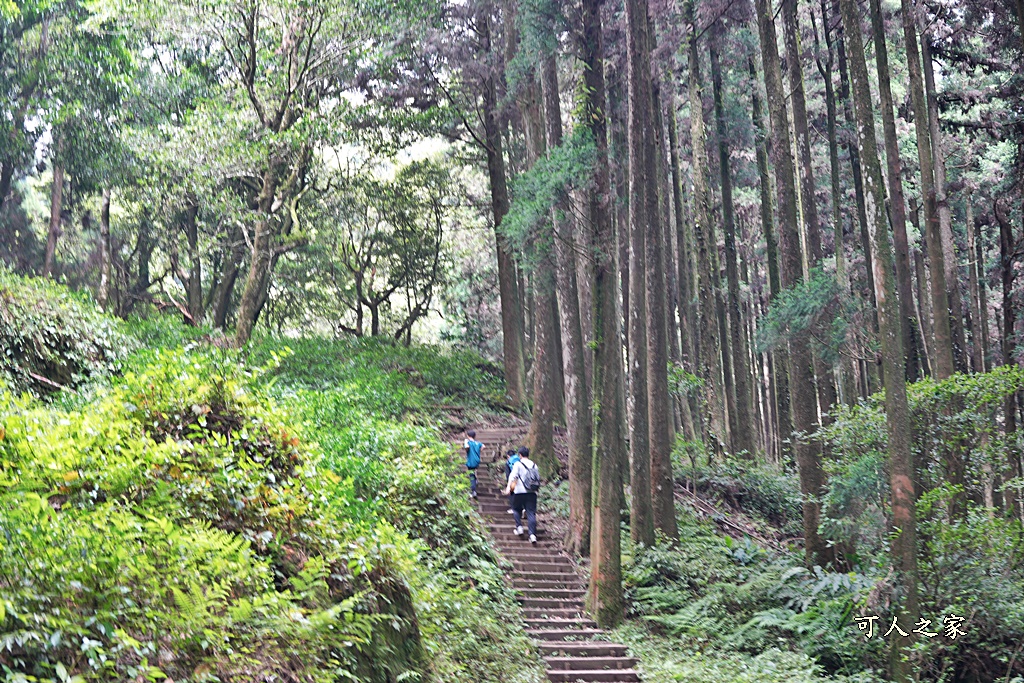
left=503, top=449, right=520, bottom=514
left=463, top=429, right=484, bottom=498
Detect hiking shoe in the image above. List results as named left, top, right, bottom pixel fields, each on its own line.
left=470, top=491, right=477, bottom=498
left=530, top=534, right=537, bottom=545
left=507, top=508, right=515, bottom=514
left=514, top=526, right=524, bottom=536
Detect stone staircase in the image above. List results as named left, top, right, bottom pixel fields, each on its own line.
left=463, top=427, right=641, bottom=683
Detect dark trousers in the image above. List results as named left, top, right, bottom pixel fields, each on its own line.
left=512, top=492, right=537, bottom=536
left=468, top=469, right=477, bottom=495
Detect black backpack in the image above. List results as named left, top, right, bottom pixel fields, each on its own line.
left=521, top=461, right=541, bottom=493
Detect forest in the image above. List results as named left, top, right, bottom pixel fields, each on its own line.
left=2, top=0, right=1024, bottom=680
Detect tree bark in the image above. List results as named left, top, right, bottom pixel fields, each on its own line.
left=624, top=0, right=654, bottom=546
left=689, top=0, right=727, bottom=459
left=753, top=0, right=828, bottom=567
left=869, top=0, right=922, bottom=382
left=813, top=0, right=858, bottom=404
left=976, top=203, right=991, bottom=372
left=833, top=3, right=880, bottom=394
left=235, top=168, right=278, bottom=345
left=522, top=75, right=559, bottom=479
left=43, top=163, right=64, bottom=278
left=899, top=0, right=954, bottom=379
left=667, top=92, right=699, bottom=442
left=921, top=35, right=968, bottom=374
left=98, top=188, right=112, bottom=310
left=711, top=39, right=754, bottom=457
left=749, top=54, right=793, bottom=456
left=213, top=223, right=245, bottom=329
left=482, top=3, right=528, bottom=408
left=838, top=2, right=919, bottom=677
left=646, top=18, right=677, bottom=539
left=582, top=0, right=626, bottom=626
left=782, top=0, right=822, bottom=263
left=966, top=194, right=984, bottom=373
left=910, top=198, right=934, bottom=375
left=541, top=55, right=593, bottom=556
left=183, top=203, right=204, bottom=323
left=997, top=200, right=1023, bottom=521
left=783, top=0, right=839, bottom=429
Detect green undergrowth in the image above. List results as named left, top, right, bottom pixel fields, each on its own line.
left=613, top=624, right=878, bottom=683
left=673, top=446, right=803, bottom=537
left=249, top=335, right=509, bottom=423
left=620, top=514, right=885, bottom=682
left=0, top=269, right=133, bottom=397
left=0, top=275, right=543, bottom=683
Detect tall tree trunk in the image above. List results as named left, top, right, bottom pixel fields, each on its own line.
left=813, top=0, right=858, bottom=403
left=646, top=35, right=678, bottom=539
left=900, top=0, right=954, bottom=379
left=213, top=223, right=244, bottom=329
left=976, top=204, right=991, bottom=372
left=667, top=92, right=699, bottom=442
left=542, top=56, right=593, bottom=556
left=783, top=0, right=839, bottom=432
left=910, top=199, right=934, bottom=375
left=997, top=200, right=1023, bottom=521
left=582, top=0, right=625, bottom=626
left=624, top=0, right=654, bottom=546
left=710, top=41, right=754, bottom=456
left=869, top=0, right=922, bottom=381
left=0, top=162, right=14, bottom=214
left=966, top=194, right=985, bottom=373
left=43, top=163, right=64, bottom=278
left=749, top=54, right=792, bottom=455
left=482, top=3, right=528, bottom=408
left=833, top=3, right=880, bottom=394
left=690, top=0, right=726, bottom=458
left=235, top=169, right=278, bottom=345
left=753, top=0, right=828, bottom=566
left=782, top=0, right=822, bottom=263
left=838, top=2, right=919, bottom=677
left=183, top=203, right=204, bottom=323
left=98, top=188, right=112, bottom=310
left=522, top=75, right=559, bottom=478
left=921, top=36, right=968, bottom=373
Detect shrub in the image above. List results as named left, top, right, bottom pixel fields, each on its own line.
left=0, top=269, right=131, bottom=397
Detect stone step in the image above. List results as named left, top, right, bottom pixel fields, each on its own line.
left=506, top=552, right=570, bottom=563
left=545, top=656, right=638, bottom=671
left=545, top=669, right=641, bottom=682
left=495, top=538, right=559, bottom=547
left=538, top=643, right=629, bottom=658
left=513, top=560, right=575, bottom=574
left=515, top=571, right=580, bottom=583
left=515, top=578, right=585, bottom=590
left=485, top=523, right=549, bottom=534
left=518, top=588, right=586, bottom=600
left=525, top=617, right=597, bottom=629
left=522, top=607, right=590, bottom=620
left=527, top=628, right=605, bottom=641
left=519, top=597, right=584, bottom=609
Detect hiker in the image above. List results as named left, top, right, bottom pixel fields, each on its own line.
left=503, top=446, right=540, bottom=544
left=503, top=449, right=520, bottom=514
left=463, top=429, right=483, bottom=498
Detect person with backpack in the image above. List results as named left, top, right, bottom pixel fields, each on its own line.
left=503, top=446, right=540, bottom=544
left=503, top=449, right=520, bottom=514
left=464, top=429, right=483, bottom=498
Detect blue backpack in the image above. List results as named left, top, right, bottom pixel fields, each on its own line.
left=465, top=440, right=482, bottom=469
